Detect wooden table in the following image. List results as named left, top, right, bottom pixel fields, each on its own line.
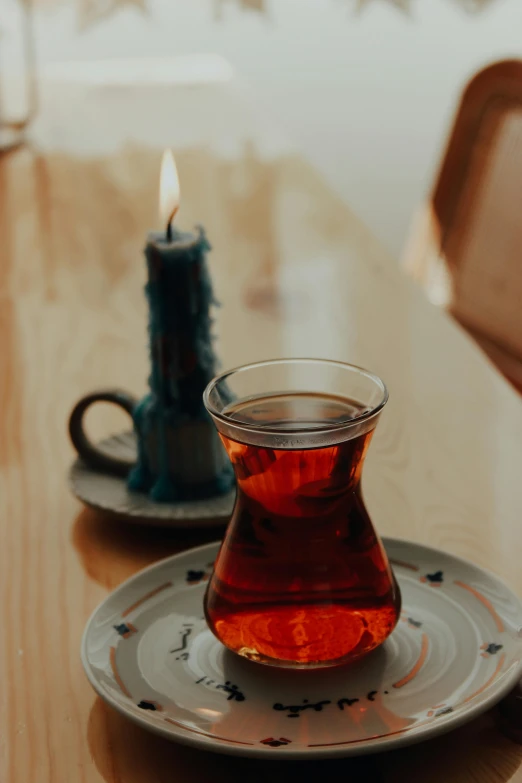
left=2, top=64, right=522, bottom=782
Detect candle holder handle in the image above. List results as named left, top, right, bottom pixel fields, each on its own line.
left=69, top=390, right=138, bottom=477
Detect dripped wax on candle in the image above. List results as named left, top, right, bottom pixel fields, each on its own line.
left=127, top=151, right=234, bottom=502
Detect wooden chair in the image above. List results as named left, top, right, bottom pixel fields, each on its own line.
left=404, top=60, right=522, bottom=391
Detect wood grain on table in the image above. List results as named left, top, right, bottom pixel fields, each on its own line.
left=1, top=74, right=522, bottom=782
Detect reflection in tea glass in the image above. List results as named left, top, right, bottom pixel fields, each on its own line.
left=203, top=359, right=401, bottom=669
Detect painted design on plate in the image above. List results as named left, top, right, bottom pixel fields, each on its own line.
left=186, top=569, right=209, bottom=584
left=273, top=699, right=331, bottom=718
left=432, top=706, right=453, bottom=717
left=463, top=653, right=506, bottom=703
left=122, top=581, right=172, bottom=617
left=393, top=632, right=430, bottom=688
left=137, top=700, right=162, bottom=711
left=337, top=697, right=360, bottom=709
left=389, top=558, right=419, bottom=572
left=113, top=622, right=137, bottom=638
left=455, top=580, right=505, bottom=632
left=481, top=642, right=503, bottom=658
left=170, top=623, right=194, bottom=658
left=109, top=646, right=132, bottom=698
left=421, top=570, right=444, bottom=586
left=164, top=717, right=255, bottom=745
left=400, top=614, right=423, bottom=628
left=260, top=737, right=292, bottom=747
left=307, top=726, right=413, bottom=749
left=426, top=703, right=446, bottom=717
left=272, top=689, right=392, bottom=718
left=195, top=676, right=246, bottom=702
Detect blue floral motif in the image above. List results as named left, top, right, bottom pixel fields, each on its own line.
left=113, top=623, right=137, bottom=638
left=186, top=569, right=206, bottom=584
left=481, top=642, right=503, bottom=657
left=137, top=700, right=161, bottom=711
left=421, top=570, right=444, bottom=586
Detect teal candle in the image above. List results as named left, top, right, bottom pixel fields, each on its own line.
left=127, top=152, right=234, bottom=502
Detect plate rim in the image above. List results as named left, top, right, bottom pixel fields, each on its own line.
left=81, top=537, right=522, bottom=759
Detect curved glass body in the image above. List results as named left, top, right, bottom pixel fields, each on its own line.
left=203, top=359, right=401, bottom=668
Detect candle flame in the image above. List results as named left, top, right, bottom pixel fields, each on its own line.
left=159, top=149, right=180, bottom=231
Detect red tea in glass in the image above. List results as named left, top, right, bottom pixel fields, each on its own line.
left=203, top=360, right=401, bottom=668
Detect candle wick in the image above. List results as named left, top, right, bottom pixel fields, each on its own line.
left=166, top=206, right=179, bottom=242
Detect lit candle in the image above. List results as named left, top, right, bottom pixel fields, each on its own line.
left=160, top=149, right=180, bottom=242
left=127, top=151, right=234, bottom=502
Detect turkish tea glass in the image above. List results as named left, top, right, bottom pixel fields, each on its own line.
left=203, top=358, right=401, bottom=668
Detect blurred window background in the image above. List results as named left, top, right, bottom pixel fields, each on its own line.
left=23, top=0, right=522, bottom=257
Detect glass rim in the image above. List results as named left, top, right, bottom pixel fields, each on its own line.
left=203, top=358, right=388, bottom=437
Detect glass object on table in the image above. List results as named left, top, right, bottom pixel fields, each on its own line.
left=0, top=0, right=36, bottom=150
left=203, top=358, right=401, bottom=669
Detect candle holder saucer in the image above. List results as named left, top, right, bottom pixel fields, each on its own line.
left=81, top=537, right=522, bottom=758
left=69, top=430, right=235, bottom=528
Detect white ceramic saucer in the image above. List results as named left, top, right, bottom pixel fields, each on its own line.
left=81, top=538, right=522, bottom=758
